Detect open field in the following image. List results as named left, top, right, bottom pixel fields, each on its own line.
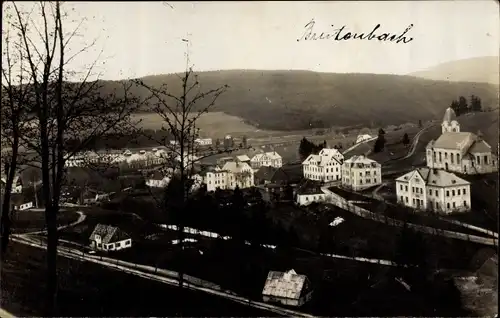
left=0, top=242, right=273, bottom=317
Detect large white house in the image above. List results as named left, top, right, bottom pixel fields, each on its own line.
left=250, top=152, right=283, bottom=169
left=89, top=224, right=132, bottom=252
left=426, top=107, right=498, bottom=175
left=302, top=148, right=344, bottom=182
left=204, top=161, right=254, bottom=192
left=395, top=167, right=471, bottom=214
left=342, top=155, right=382, bottom=191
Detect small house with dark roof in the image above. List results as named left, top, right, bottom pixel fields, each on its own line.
left=89, top=223, right=132, bottom=251
left=262, top=269, right=313, bottom=307
left=254, top=166, right=278, bottom=185
left=295, top=179, right=326, bottom=206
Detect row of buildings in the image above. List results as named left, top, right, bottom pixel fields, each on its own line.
left=301, top=147, right=383, bottom=191
left=297, top=107, right=498, bottom=214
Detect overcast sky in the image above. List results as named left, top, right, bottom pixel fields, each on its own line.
left=5, top=1, right=499, bottom=80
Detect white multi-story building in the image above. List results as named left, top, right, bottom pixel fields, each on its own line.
left=250, top=152, right=283, bottom=169
left=395, top=167, right=471, bottom=214
left=302, top=148, right=344, bottom=182
left=426, top=107, right=498, bottom=175
left=204, top=161, right=254, bottom=192
left=195, top=138, right=212, bottom=146
left=342, top=155, right=382, bottom=191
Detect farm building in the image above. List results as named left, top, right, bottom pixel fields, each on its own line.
left=89, top=224, right=132, bottom=252
left=262, top=269, right=313, bottom=307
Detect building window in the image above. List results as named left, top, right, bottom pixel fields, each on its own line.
left=447, top=203, right=450, bottom=209
left=412, top=187, right=415, bottom=193
left=445, top=152, right=448, bottom=159
left=420, top=188, right=423, bottom=194
left=405, top=185, right=408, bottom=191
left=400, top=195, right=403, bottom=202
left=452, top=190, right=455, bottom=196
left=400, top=185, right=403, bottom=191
left=435, top=190, right=438, bottom=196
left=436, top=202, right=439, bottom=209
left=463, top=188, right=466, bottom=195
left=484, top=156, right=488, bottom=164
left=405, top=197, right=408, bottom=203
left=456, top=154, right=460, bottom=162
left=477, top=156, right=481, bottom=165
left=458, top=189, right=461, bottom=195
left=446, top=191, right=449, bottom=197
left=453, top=202, right=456, bottom=208
left=451, top=154, right=454, bottom=164
left=463, top=201, right=467, bottom=207
left=412, top=198, right=415, bottom=204
left=429, top=189, right=432, bottom=195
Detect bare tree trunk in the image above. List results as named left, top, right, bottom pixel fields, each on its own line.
left=0, top=143, right=18, bottom=259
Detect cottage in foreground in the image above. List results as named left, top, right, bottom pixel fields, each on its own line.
left=262, top=269, right=313, bottom=307
left=89, top=224, right=132, bottom=251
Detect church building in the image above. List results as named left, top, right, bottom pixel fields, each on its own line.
left=425, top=107, right=498, bottom=175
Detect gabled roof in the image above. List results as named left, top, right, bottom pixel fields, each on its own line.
left=296, top=179, right=324, bottom=195
left=222, top=161, right=253, bottom=174
left=395, top=168, right=470, bottom=187
left=251, top=152, right=282, bottom=162
left=467, top=139, right=492, bottom=154
left=344, top=155, right=380, bottom=168
left=262, top=269, right=308, bottom=300
left=236, top=155, right=251, bottom=162
left=271, top=164, right=303, bottom=184
left=89, top=224, right=130, bottom=244
left=302, top=148, right=343, bottom=166
left=255, top=166, right=278, bottom=181
left=432, top=132, right=474, bottom=150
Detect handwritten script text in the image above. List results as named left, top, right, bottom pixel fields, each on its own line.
left=297, top=19, right=414, bottom=44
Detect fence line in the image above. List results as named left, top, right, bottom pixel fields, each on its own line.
left=11, top=235, right=314, bottom=318
left=323, top=189, right=498, bottom=247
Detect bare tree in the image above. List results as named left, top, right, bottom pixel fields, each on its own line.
left=1, top=4, right=38, bottom=260
left=133, top=56, right=252, bottom=288
left=4, top=1, right=142, bottom=313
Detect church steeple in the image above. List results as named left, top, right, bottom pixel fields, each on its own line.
left=441, top=107, right=460, bottom=133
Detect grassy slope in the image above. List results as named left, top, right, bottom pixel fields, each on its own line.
left=102, top=70, right=499, bottom=131
left=1, top=242, right=274, bottom=317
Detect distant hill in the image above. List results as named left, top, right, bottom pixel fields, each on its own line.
left=101, top=70, right=499, bottom=131
left=409, top=56, right=499, bottom=85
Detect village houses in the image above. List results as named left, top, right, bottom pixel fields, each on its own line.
left=342, top=155, right=382, bottom=191
left=262, top=269, right=313, bottom=307
left=204, top=161, right=254, bottom=192
left=250, top=152, right=283, bottom=170
left=395, top=167, right=471, bottom=214
left=89, top=224, right=132, bottom=252
left=302, top=148, right=344, bottom=182
left=0, top=174, right=22, bottom=194
left=425, top=107, right=498, bottom=175
left=295, top=180, right=327, bottom=206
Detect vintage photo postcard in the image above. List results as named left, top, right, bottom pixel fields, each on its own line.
left=1, top=1, right=498, bottom=317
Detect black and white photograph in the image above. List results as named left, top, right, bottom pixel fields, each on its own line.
left=1, top=1, right=498, bottom=317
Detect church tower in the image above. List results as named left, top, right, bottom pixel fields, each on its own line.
left=441, top=107, right=460, bottom=134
